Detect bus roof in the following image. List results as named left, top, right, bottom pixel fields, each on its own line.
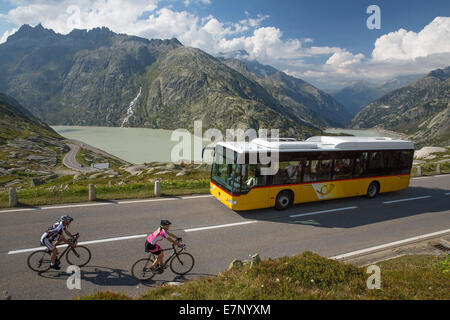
left=217, top=136, right=414, bottom=154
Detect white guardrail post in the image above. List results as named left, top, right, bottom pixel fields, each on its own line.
left=417, top=166, right=422, bottom=176
left=154, top=180, right=161, bottom=197
left=89, top=184, right=96, bottom=201
left=9, top=188, right=18, bottom=207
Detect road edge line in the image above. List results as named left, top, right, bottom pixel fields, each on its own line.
left=329, top=229, right=450, bottom=261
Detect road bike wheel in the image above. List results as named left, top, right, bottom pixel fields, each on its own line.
left=66, top=246, right=91, bottom=267
left=27, top=250, right=52, bottom=272
left=170, top=252, right=195, bottom=275
left=131, top=258, right=156, bottom=281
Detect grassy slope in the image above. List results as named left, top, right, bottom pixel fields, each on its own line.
left=78, top=252, right=450, bottom=300
left=0, top=163, right=211, bottom=207
left=0, top=93, right=61, bottom=144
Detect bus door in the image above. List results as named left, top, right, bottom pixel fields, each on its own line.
left=240, top=164, right=270, bottom=209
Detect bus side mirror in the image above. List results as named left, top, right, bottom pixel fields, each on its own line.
left=202, top=146, right=216, bottom=161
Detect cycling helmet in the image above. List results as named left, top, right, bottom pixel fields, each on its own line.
left=61, top=215, right=74, bottom=222
left=160, top=219, right=172, bottom=226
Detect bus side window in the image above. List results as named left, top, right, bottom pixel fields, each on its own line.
left=386, top=151, right=400, bottom=174
left=309, top=160, right=319, bottom=182
left=303, top=161, right=312, bottom=182
left=286, top=161, right=301, bottom=182
left=367, top=151, right=385, bottom=175
left=399, top=151, right=413, bottom=174
left=353, top=152, right=367, bottom=178
left=333, top=158, right=353, bottom=180
left=273, top=161, right=302, bottom=185
left=318, top=160, right=332, bottom=181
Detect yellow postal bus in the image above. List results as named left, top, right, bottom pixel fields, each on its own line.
left=209, top=136, right=414, bottom=211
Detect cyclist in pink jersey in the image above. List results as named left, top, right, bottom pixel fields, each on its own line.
left=145, top=220, right=182, bottom=271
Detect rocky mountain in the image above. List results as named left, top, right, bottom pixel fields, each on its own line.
left=0, top=24, right=351, bottom=139
left=351, top=67, right=450, bottom=147
left=221, top=58, right=351, bottom=127
left=0, top=92, right=68, bottom=180
left=0, top=24, right=181, bottom=126
left=332, top=75, right=423, bottom=116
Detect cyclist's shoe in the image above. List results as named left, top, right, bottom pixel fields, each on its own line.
left=50, top=263, right=61, bottom=270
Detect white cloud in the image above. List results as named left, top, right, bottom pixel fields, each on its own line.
left=299, top=17, right=450, bottom=89
left=372, top=16, right=450, bottom=61
left=0, top=27, right=18, bottom=43
left=240, top=13, right=269, bottom=28
left=1, top=1, right=449, bottom=90
left=184, top=0, right=211, bottom=6
left=1, top=0, right=160, bottom=35
left=326, top=50, right=364, bottom=67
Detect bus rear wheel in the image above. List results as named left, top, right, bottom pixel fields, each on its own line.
left=366, top=182, right=380, bottom=199
left=275, top=190, right=293, bottom=210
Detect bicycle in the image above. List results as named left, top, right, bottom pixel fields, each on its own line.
left=27, top=233, right=91, bottom=272
left=131, top=241, right=194, bottom=282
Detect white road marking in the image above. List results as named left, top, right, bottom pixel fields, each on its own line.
left=0, top=208, right=36, bottom=213
left=184, top=221, right=258, bottom=232
left=330, top=229, right=450, bottom=260
left=289, top=206, right=358, bottom=218
left=180, top=195, right=214, bottom=200
left=412, top=174, right=450, bottom=180
left=117, top=198, right=177, bottom=205
left=0, top=195, right=214, bottom=214
left=43, top=203, right=115, bottom=210
left=8, top=234, right=148, bottom=255
left=383, top=195, right=432, bottom=204
left=8, top=220, right=256, bottom=254
left=118, top=195, right=212, bottom=205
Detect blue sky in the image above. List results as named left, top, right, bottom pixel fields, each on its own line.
left=0, top=0, right=449, bottom=90
left=175, top=0, right=448, bottom=55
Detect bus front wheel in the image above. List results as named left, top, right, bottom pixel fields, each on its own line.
left=275, top=190, right=293, bottom=210
left=366, top=182, right=380, bottom=199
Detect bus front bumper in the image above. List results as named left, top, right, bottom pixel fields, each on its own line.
left=210, top=182, right=238, bottom=210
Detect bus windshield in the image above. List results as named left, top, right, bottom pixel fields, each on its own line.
left=211, top=147, right=241, bottom=193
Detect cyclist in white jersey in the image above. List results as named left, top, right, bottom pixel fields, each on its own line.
left=145, top=220, right=182, bottom=272
left=40, top=215, right=76, bottom=270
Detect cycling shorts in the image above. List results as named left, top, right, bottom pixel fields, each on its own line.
left=145, top=241, right=161, bottom=255
left=40, top=236, right=56, bottom=251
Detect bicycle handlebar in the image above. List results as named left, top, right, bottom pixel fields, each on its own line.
left=172, top=243, right=186, bottom=251
left=68, top=232, right=80, bottom=244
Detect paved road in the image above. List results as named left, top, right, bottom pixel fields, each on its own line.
left=0, top=175, right=449, bottom=299
left=62, top=139, right=130, bottom=174
left=62, top=143, right=95, bottom=174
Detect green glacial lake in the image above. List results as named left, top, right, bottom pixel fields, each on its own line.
left=52, top=126, right=210, bottom=164
left=52, top=126, right=403, bottom=164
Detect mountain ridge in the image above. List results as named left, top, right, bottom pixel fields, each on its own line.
left=0, top=24, right=353, bottom=138
left=332, top=74, right=424, bottom=117
left=351, top=66, right=450, bottom=147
